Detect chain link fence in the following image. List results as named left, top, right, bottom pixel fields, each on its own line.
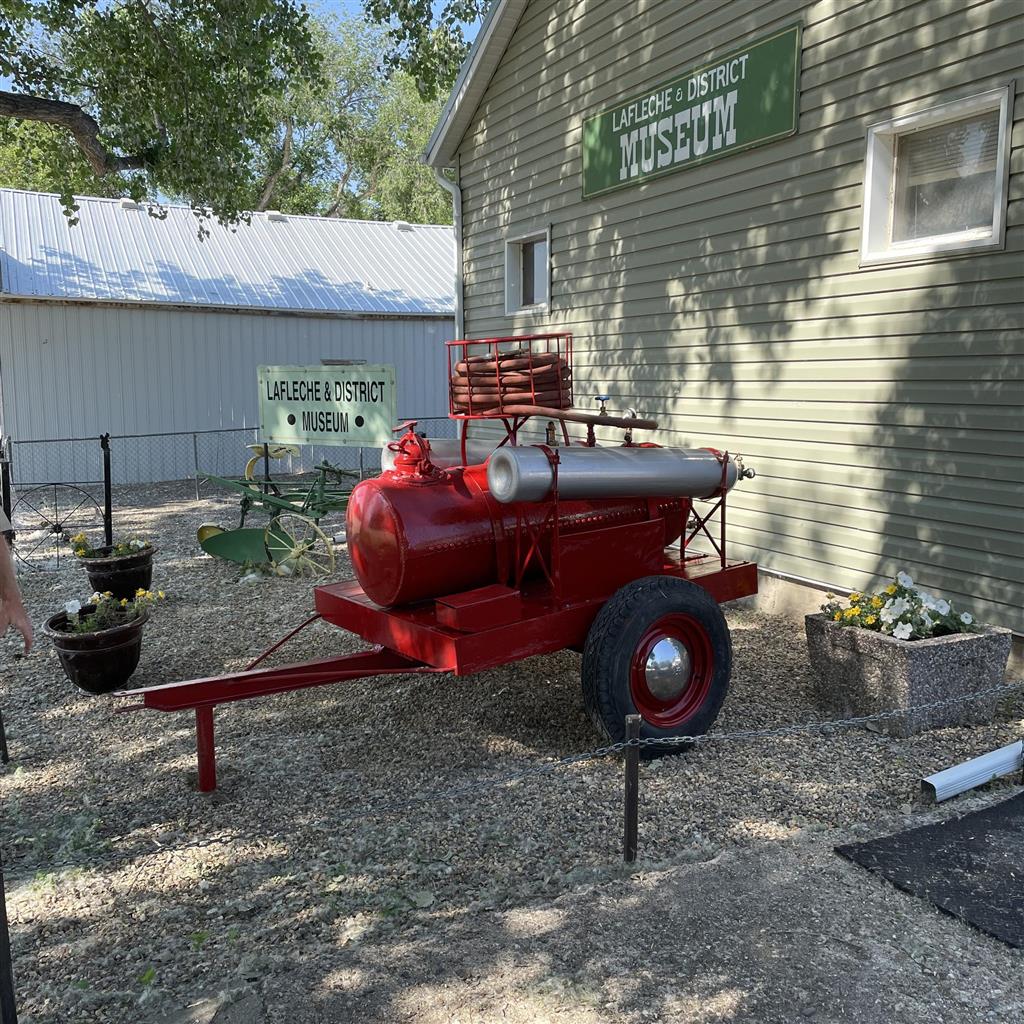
left=5, top=418, right=457, bottom=491
left=3, top=419, right=456, bottom=570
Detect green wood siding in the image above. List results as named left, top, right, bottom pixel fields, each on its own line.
left=455, top=0, right=1024, bottom=628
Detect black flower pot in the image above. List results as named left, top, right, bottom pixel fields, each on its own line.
left=42, top=606, right=150, bottom=694
left=78, top=546, right=155, bottom=600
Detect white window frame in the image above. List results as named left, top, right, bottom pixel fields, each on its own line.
left=504, top=226, right=551, bottom=315
left=860, top=84, right=1013, bottom=267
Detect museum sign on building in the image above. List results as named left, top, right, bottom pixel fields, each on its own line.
left=424, top=0, right=1023, bottom=632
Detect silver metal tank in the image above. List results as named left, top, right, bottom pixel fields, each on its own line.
left=486, top=445, right=746, bottom=503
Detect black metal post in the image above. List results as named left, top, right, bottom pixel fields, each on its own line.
left=0, top=455, right=10, bottom=526
left=623, top=714, right=641, bottom=863
left=192, top=432, right=201, bottom=501
left=100, top=434, right=112, bottom=547
left=0, top=852, right=17, bottom=1024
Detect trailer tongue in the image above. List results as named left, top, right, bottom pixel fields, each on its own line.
left=120, top=334, right=758, bottom=790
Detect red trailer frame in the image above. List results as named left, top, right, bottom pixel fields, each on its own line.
left=119, top=335, right=758, bottom=790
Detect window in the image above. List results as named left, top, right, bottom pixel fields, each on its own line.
left=860, top=86, right=1012, bottom=266
left=505, top=229, right=550, bottom=313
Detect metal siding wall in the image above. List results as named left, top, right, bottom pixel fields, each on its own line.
left=456, top=0, right=1024, bottom=629
left=0, top=302, right=454, bottom=481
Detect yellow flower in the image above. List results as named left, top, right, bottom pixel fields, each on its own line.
left=157, top=590, right=165, bottom=599
left=136, top=588, right=146, bottom=597
left=843, top=607, right=859, bottom=619
left=870, top=596, right=883, bottom=609
left=833, top=611, right=842, bottom=621
left=849, top=592, right=861, bottom=603
left=120, top=598, right=128, bottom=607
left=864, top=615, right=877, bottom=625
left=886, top=584, right=897, bottom=595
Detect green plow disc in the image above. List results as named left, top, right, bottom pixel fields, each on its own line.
left=197, top=526, right=269, bottom=565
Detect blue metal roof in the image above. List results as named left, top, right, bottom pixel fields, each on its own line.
left=0, top=188, right=455, bottom=317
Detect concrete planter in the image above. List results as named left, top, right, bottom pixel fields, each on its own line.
left=804, top=614, right=1012, bottom=737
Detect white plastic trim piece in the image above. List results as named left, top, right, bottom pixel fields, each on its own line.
left=921, top=740, right=1023, bottom=802
left=432, top=165, right=463, bottom=339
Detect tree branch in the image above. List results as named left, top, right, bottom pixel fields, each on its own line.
left=324, top=165, right=354, bottom=218
left=0, top=90, right=149, bottom=175
left=256, top=118, right=294, bottom=211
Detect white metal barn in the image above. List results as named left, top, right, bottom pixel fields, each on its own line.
left=0, top=188, right=455, bottom=483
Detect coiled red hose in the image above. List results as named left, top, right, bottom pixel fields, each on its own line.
left=451, top=349, right=572, bottom=414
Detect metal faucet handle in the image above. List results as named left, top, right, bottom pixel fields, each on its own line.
left=593, top=394, right=610, bottom=414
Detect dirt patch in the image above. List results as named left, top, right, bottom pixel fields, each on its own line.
left=2, top=481, right=1022, bottom=1023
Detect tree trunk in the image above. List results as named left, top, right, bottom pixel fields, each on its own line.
left=256, top=120, right=294, bottom=212
left=0, top=91, right=149, bottom=176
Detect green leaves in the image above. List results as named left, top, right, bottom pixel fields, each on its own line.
left=244, top=14, right=451, bottom=223
left=1, top=1, right=321, bottom=227
left=1, top=5, right=451, bottom=226
left=363, top=0, right=488, bottom=100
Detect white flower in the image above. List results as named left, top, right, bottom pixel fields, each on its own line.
left=892, top=621, right=913, bottom=640
left=65, top=599, right=82, bottom=615
left=130, top=539, right=145, bottom=549
left=920, top=611, right=933, bottom=630
left=880, top=596, right=909, bottom=624
left=919, top=591, right=937, bottom=611
left=896, top=570, right=914, bottom=588
left=934, top=599, right=950, bottom=616
left=90, top=592, right=103, bottom=603
left=960, top=612, right=973, bottom=625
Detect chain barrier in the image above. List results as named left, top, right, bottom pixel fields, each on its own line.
left=125, top=678, right=1024, bottom=861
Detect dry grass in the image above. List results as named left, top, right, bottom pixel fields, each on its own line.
left=2, top=481, right=1021, bottom=1023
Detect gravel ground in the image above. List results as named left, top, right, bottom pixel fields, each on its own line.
left=2, top=481, right=1022, bottom=1023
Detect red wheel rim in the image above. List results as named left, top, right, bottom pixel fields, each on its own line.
left=629, top=613, right=714, bottom=729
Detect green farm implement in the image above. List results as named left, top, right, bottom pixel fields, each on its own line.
left=198, top=445, right=357, bottom=576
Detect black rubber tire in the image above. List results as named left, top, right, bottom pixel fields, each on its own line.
left=581, top=576, right=732, bottom=755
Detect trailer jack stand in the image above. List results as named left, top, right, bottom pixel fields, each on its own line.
left=118, top=644, right=440, bottom=792
left=196, top=706, right=216, bottom=793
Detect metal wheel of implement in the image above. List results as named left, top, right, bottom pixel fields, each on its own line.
left=10, top=484, right=104, bottom=570
left=264, top=514, right=335, bottom=577
left=581, top=576, right=731, bottom=755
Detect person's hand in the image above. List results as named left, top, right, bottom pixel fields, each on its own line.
left=1, top=599, right=32, bottom=654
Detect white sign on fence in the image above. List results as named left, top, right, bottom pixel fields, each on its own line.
left=258, top=364, right=396, bottom=447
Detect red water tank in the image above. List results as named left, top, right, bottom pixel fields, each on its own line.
left=346, top=459, right=684, bottom=608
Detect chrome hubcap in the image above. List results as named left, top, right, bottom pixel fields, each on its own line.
left=644, top=637, right=692, bottom=701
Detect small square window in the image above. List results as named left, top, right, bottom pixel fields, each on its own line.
left=861, top=86, right=1012, bottom=266
left=505, top=230, right=550, bottom=314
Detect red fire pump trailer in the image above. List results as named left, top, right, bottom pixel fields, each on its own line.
left=121, top=334, right=758, bottom=791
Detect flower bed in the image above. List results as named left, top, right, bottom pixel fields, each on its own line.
left=808, top=571, right=1011, bottom=736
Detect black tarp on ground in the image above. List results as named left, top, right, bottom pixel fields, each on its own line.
left=836, top=792, right=1024, bottom=948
